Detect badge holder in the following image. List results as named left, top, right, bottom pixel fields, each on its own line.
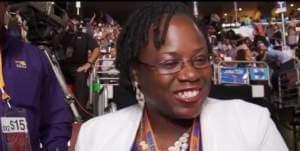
left=1, top=98, right=32, bottom=151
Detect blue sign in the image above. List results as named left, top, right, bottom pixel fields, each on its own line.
left=276, top=1, right=286, bottom=9
left=220, top=67, right=249, bottom=85
left=276, top=1, right=287, bottom=13
left=249, top=67, right=269, bottom=81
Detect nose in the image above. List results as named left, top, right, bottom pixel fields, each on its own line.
left=176, top=61, right=200, bottom=82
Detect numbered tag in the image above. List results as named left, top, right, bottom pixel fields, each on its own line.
left=1, top=117, right=28, bottom=134
left=1, top=107, right=32, bottom=151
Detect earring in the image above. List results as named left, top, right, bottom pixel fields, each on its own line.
left=133, top=81, right=145, bottom=106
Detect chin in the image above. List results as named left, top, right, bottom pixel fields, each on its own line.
left=178, top=99, right=207, bottom=119
left=172, top=108, right=202, bottom=120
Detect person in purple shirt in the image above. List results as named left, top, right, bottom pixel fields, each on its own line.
left=0, top=2, right=72, bottom=150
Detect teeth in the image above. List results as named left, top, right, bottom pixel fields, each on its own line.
left=177, top=90, right=199, bottom=99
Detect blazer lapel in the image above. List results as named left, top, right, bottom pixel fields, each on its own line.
left=201, top=99, right=219, bottom=151
left=119, top=104, right=144, bottom=151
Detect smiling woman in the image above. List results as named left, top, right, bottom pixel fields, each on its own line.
left=131, top=14, right=211, bottom=120
left=75, top=2, right=289, bottom=151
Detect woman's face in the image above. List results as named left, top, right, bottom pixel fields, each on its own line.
left=245, top=49, right=253, bottom=61
left=134, top=15, right=211, bottom=119
left=257, top=43, right=267, bottom=52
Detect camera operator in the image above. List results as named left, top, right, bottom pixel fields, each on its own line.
left=59, top=15, right=100, bottom=120
left=6, top=8, right=22, bottom=40
left=0, top=2, right=72, bottom=150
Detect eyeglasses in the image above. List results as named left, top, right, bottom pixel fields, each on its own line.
left=136, top=56, right=211, bottom=75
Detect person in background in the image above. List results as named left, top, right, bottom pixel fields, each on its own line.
left=59, top=15, right=101, bottom=120
left=216, top=33, right=233, bottom=57
left=256, top=41, right=294, bottom=73
left=6, top=9, right=21, bottom=40
left=0, top=1, right=72, bottom=150
left=86, top=13, right=97, bottom=37
left=256, top=41, right=295, bottom=93
left=246, top=37, right=258, bottom=55
left=265, top=24, right=274, bottom=42
left=271, top=24, right=282, bottom=50
left=235, top=48, right=256, bottom=67
left=286, top=25, right=298, bottom=49
left=207, top=24, right=217, bottom=48
left=235, top=48, right=254, bottom=61
left=253, top=23, right=269, bottom=50
left=75, top=2, right=288, bottom=151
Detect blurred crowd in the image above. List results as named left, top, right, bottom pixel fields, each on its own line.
left=4, top=5, right=300, bottom=103
left=65, top=13, right=121, bottom=58
left=208, top=22, right=299, bottom=65
left=4, top=7, right=299, bottom=69
left=82, top=16, right=121, bottom=55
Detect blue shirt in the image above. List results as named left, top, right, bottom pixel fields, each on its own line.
left=0, top=32, right=72, bottom=150
left=266, top=48, right=292, bottom=64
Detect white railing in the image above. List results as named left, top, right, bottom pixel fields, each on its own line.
left=88, top=55, right=119, bottom=116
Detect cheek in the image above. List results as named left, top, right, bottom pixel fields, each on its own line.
left=201, top=66, right=212, bottom=80
left=138, top=72, right=173, bottom=99
left=199, top=68, right=212, bottom=98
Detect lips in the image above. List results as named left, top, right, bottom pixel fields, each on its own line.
left=173, top=88, right=202, bottom=104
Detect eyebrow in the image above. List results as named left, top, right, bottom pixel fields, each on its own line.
left=192, top=48, right=207, bottom=54
left=158, top=47, right=207, bottom=55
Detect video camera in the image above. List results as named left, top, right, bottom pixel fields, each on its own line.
left=8, top=2, right=68, bottom=52
left=8, top=2, right=82, bottom=121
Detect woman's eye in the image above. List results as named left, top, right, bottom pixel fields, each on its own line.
left=194, top=57, right=208, bottom=65
left=159, top=60, right=179, bottom=69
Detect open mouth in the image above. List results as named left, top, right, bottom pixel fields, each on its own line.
left=174, top=88, right=202, bottom=103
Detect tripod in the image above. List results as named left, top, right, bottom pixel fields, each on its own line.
left=40, top=45, right=82, bottom=151
left=41, top=45, right=82, bottom=122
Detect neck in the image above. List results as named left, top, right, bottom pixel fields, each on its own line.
left=145, top=105, right=194, bottom=148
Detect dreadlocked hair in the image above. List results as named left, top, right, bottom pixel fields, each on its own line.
left=115, top=2, right=199, bottom=102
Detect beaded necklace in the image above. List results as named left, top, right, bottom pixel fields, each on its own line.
left=131, top=110, right=202, bottom=151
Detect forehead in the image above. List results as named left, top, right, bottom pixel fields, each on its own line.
left=140, top=15, right=206, bottom=59
left=165, top=16, right=205, bottom=46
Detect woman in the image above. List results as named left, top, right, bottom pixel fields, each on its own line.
left=217, top=33, right=233, bottom=57
left=75, top=2, right=288, bottom=151
left=235, top=47, right=256, bottom=67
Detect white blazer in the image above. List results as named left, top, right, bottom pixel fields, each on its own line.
left=75, top=98, right=289, bottom=151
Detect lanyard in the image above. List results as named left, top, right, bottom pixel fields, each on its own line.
left=143, top=111, right=158, bottom=151
left=190, top=116, right=202, bottom=151
left=132, top=110, right=203, bottom=151
left=0, top=49, right=11, bottom=109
